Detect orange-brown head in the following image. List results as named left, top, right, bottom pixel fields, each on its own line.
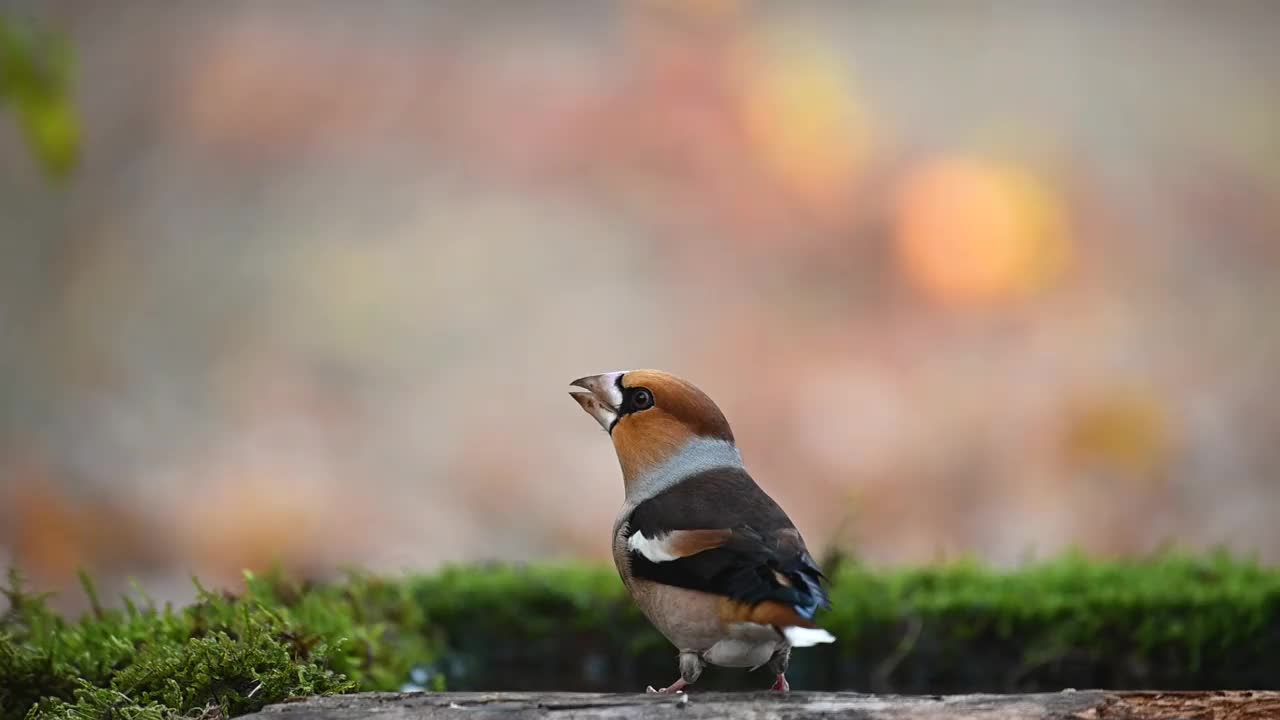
left=570, top=370, right=739, bottom=497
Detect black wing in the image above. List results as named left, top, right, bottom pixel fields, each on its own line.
left=625, top=466, right=830, bottom=619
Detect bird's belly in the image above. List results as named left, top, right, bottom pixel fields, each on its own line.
left=624, top=578, right=727, bottom=651
left=625, top=576, right=784, bottom=666
left=704, top=637, right=777, bottom=668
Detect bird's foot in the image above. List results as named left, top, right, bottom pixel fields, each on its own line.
left=645, top=679, right=688, bottom=694
left=770, top=673, right=790, bottom=692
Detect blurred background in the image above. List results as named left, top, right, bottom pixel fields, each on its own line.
left=2, top=0, right=1278, bottom=612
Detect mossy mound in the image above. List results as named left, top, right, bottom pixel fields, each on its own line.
left=0, top=570, right=432, bottom=720
left=3, top=553, right=1279, bottom=719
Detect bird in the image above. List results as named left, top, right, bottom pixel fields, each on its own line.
left=569, top=369, right=834, bottom=693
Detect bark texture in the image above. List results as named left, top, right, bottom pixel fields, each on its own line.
left=243, top=690, right=1280, bottom=720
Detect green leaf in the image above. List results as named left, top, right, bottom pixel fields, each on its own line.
left=0, top=15, right=81, bottom=180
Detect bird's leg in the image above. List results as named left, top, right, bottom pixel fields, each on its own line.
left=766, top=644, right=791, bottom=692
left=645, top=678, right=687, bottom=694
left=646, top=651, right=703, bottom=694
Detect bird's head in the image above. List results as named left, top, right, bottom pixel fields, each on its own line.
left=570, top=370, right=739, bottom=495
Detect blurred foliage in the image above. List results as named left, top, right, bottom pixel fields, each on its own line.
left=820, top=551, right=1280, bottom=691
left=0, top=15, right=80, bottom=179
left=3, top=554, right=1279, bottom=718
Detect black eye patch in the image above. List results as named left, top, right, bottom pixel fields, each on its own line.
left=621, top=386, right=655, bottom=415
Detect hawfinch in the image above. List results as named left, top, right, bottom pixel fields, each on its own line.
left=570, top=369, right=834, bottom=693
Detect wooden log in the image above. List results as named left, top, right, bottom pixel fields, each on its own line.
left=242, top=690, right=1280, bottom=720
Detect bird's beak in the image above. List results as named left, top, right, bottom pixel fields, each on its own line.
left=570, top=372, right=626, bottom=431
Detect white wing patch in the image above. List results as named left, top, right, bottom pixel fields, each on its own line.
left=627, top=531, right=679, bottom=563
left=782, top=626, right=836, bottom=647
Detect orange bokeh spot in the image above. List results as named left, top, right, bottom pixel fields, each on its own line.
left=893, top=156, right=1071, bottom=307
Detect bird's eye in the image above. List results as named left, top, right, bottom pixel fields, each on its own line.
left=631, top=388, right=653, bottom=411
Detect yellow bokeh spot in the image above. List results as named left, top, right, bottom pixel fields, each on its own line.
left=893, top=156, right=1071, bottom=307
left=1061, top=388, right=1173, bottom=481
left=742, top=34, right=871, bottom=208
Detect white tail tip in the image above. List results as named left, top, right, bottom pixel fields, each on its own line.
left=783, top=626, right=836, bottom=647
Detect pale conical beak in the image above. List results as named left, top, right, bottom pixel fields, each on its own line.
left=569, top=372, right=625, bottom=431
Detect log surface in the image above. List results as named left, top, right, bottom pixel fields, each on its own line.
left=244, top=690, right=1280, bottom=719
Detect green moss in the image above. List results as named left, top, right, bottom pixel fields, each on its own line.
left=3, top=553, right=1279, bottom=718
left=0, top=569, right=391, bottom=720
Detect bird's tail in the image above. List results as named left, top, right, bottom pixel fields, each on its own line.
left=782, top=625, right=836, bottom=647
left=781, top=553, right=831, bottom=622
left=775, top=553, right=835, bottom=645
